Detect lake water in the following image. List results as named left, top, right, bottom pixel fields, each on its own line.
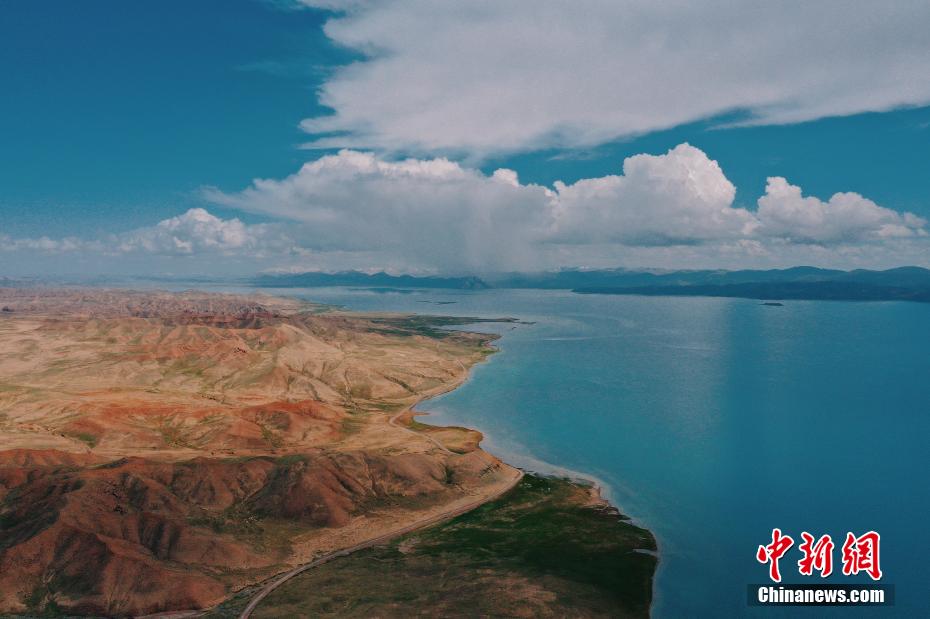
left=239, top=286, right=929, bottom=617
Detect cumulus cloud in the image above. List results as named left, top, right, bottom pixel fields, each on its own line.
left=208, top=146, right=768, bottom=269
left=550, top=144, right=757, bottom=245
left=203, top=144, right=927, bottom=271
left=294, top=1, right=930, bottom=156
left=757, top=178, right=927, bottom=243
left=5, top=145, right=927, bottom=272
left=203, top=150, right=555, bottom=272
left=115, top=208, right=289, bottom=256
left=3, top=209, right=295, bottom=260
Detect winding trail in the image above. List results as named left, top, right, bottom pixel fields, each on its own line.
left=236, top=407, right=522, bottom=619
left=238, top=467, right=522, bottom=618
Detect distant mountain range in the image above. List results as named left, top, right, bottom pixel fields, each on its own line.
left=491, top=265, right=930, bottom=289
left=5, top=268, right=929, bottom=303
left=252, top=271, right=489, bottom=290
left=575, top=280, right=930, bottom=302
left=564, top=266, right=930, bottom=302
left=253, top=267, right=930, bottom=303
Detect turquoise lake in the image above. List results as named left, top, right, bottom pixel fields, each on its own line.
left=241, top=287, right=929, bottom=617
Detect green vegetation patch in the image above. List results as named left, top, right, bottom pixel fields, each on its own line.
left=258, top=423, right=284, bottom=449
left=23, top=582, right=65, bottom=617
left=366, top=315, right=515, bottom=340
left=275, top=453, right=308, bottom=466
left=339, top=416, right=365, bottom=437
left=64, top=431, right=98, bottom=448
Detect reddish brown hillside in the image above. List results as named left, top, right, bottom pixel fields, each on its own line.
left=0, top=289, right=514, bottom=615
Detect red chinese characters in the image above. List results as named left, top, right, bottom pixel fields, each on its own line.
left=797, top=532, right=834, bottom=577
left=841, top=531, right=882, bottom=581
left=757, top=528, right=794, bottom=582
left=758, top=529, right=883, bottom=582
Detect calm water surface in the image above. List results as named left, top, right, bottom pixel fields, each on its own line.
left=235, top=287, right=929, bottom=617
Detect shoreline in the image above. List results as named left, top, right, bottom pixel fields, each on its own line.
left=410, top=405, right=661, bottom=592
left=399, top=317, right=659, bottom=615
left=224, top=310, right=657, bottom=617
left=229, top=469, right=658, bottom=618
left=407, top=334, right=654, bottom=532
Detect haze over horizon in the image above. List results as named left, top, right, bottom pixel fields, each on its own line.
left=3, top=1, right=930, bottom=277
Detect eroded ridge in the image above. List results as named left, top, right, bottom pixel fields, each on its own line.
left=0, top=288, right=516, bottom=616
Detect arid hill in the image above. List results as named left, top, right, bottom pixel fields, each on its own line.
left=0, top=288, right=517, bottom=616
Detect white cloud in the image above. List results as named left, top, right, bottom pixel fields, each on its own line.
left=0, top=234, right=95, bottom=254
left=550, top=144, right=757, bottom=245
left=4, top=146, right=927, bottom=273
left=3, top=209, right=294, bottom=260
left=203, top=150, right=555, bottom=272
left=295, top=1, right=930, bottom=157
left=295, top=0, right=371, bottom=11
left=203, top=144, right=927, bottom=271
left=116, top=208, right=285, bottom=256
left=757, top=178, right=927, bottom=244
left=208, top=146, right=768, bottom=270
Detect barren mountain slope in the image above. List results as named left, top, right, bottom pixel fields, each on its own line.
left=0, top=288, right=516, bottom=616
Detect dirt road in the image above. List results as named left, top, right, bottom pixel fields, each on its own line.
left=238, top=464, right=523, bottom=619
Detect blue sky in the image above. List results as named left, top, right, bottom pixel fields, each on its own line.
left=1, top=0, right=346, bottom=238
left=2, top=1, right=929, bottom=276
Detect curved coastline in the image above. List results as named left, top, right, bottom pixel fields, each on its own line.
left=416, top=317, right=654, bottom=525
left=234, top=312, right=658, bottom=617
left=409, top=318, right=660, bottom=616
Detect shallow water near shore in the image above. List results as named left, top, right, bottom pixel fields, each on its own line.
left=222, top=286, right=928, bottom=617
